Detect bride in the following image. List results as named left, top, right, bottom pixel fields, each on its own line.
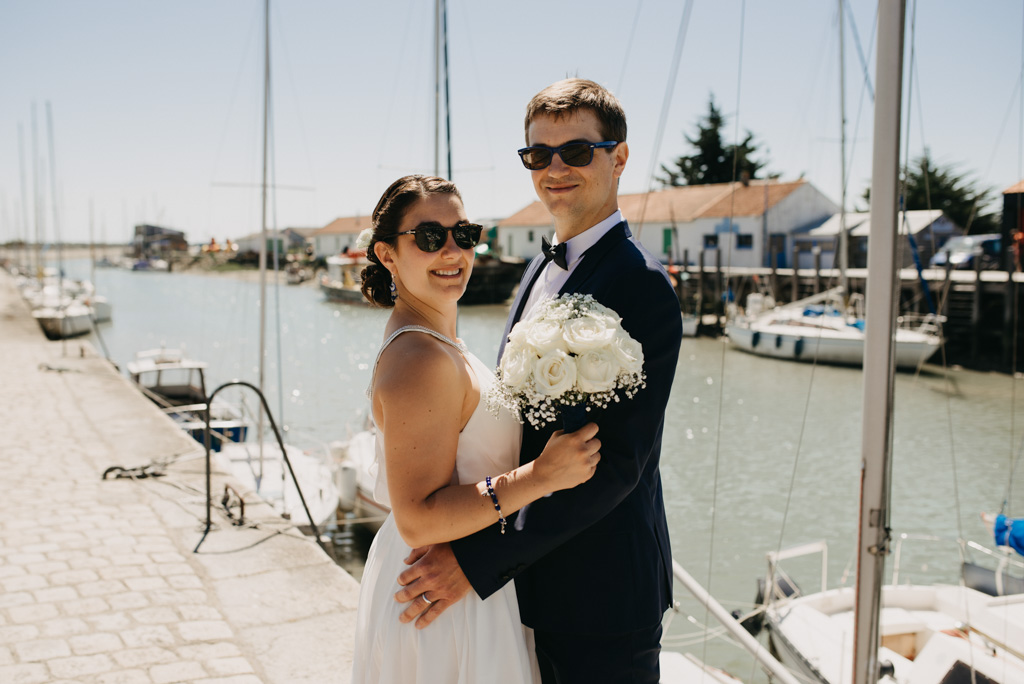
left=351, top=175, right=601, bottom=683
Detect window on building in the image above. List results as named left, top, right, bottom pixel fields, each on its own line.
left=703, top=234, right=719, bottom=249
left=736, top=234, right=753, bottom=249
left=528, top=230, right=535, bottom=242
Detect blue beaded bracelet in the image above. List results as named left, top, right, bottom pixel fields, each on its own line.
left=485, top=476, right=507, bottom=534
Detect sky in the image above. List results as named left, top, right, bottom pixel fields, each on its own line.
left=1, top=0, right=1022, bottom=246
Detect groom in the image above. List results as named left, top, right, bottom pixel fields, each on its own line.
left=395, top=78, right=683, bottom=683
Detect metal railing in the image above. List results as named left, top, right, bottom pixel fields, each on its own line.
left=193, top=380, right=327, bottom=555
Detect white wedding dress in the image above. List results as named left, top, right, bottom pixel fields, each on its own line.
left=352, top=326, right=539, bottom=684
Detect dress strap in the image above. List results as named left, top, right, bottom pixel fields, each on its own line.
left=366, top=325, right=467, bottom=399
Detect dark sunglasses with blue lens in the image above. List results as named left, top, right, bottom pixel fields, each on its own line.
left=517, top=141, right=619, bottom=170
left=394, top=222, right=483, bottom=253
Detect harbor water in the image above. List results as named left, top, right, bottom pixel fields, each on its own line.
left=63, top=258, right=1024, bottom=677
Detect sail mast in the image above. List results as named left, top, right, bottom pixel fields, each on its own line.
left=257, top=0, right=271, bottom=482
left=852, top=2, right=905, bottom=682
left=433, top=0, right=441, bottom=177
left=838, top=0, right=849, bottom=295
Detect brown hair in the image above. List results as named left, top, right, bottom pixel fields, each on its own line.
left=360, top=175, right=462, bottom=307
left=524, top=78, right=627, bottom=144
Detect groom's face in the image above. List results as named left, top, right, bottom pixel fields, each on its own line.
left=526, top=109, right=628, bottom=240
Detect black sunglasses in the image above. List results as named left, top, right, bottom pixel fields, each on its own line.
left=394, top=222, right=483, bottom=252
left=517, top=141, right=619, bottom=170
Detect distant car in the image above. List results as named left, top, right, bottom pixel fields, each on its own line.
left=929, top=233, right=1002, bottom=270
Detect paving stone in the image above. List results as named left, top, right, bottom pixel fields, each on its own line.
left=8, top=603, right=59, bottom=624
left=0, top=645, right=13, bottom=665
left=86, top=612, right=133, bottom=632
left=112, top=647, right=178, bottom=669
left=95, top=669, right=153, bottom=684
left=13, top=638, right=72, bottom=662
left=47, top=653, right=116, bottom=678
left=177, top=620, right=234, bottom=642
left=0, top=663, right=50, bottom=684
left=149, top=660, right=207, bottom=684
left=69, top=632, right=124, bottom=655
left=2, top=575, right=47, bottom=592
left=108, top=592, right=150, bottom=610
left=62, top=596, right=111, bottom=616
left=50, top=568, right=100, bottom=586
left=124, top=576, right=170, bottom=592
left=132, top=607, right=179, bottom=624
left=121, top=626, right=176, bottom=649
left=40, top=618, right=90, bottom=638
left=176, top=605, right=222, bottom=621
left=101, top=565, right=146, bottom=581
left=206, top=657, right=254, bottom=676
left=193, top=675, right=263, bottom=684
left=33, top=586, right=78, bottom=603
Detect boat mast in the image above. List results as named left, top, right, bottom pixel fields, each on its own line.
left=838, top=0, right=849, bottom=296
left=45, top=102, right=66, bottom=346
left=433, top=0, right=441, bottom=177
left=31, top=103, right=42, bottom=279
left=17, top=123, right=30, bottom=275
left=257, top=0, right=271, bottom=482
left=852, top=2, right=905, bottom=683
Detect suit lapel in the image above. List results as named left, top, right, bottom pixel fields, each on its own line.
left=497, top=253, right=547, bottom=362
left=558, top=221, right=631, bottom=296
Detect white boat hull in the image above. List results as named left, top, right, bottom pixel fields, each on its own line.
left=33, top=304, right=93, bottom=339
left=726, top=320, right=940, bottom=369
left=217, top=441, right=340, bottom=529
left=765, top=584, right=1024, bottom=684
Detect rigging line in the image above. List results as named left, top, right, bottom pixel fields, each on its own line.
left=709, top=0, right=744, bottom=675
left=270, top=100, right=286, bottom=431
left=270, top=1, right=318, bottom=192
left=615, top=0, right=644, bottom=94
left=842, top=4, right=878, bottom=205
left=843, top=0, right=875, bottom=101
left=374, top=0, right=419, bottom=187
left=634, top=0, right=694, bottom=237
left=208, top=5, right=263, bottom=192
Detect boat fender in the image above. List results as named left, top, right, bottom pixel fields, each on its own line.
left=793, top=338, right=804, bottom=358
left=732, top=578, right=766, bottom=636
left=750, top=331, right=760, bottom=349
left=775, top=334, right=782, bottom=349
left=879, top=661, right=895, bottom=678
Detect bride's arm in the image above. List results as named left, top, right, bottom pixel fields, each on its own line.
left=373, top=338, right=600, bottom=549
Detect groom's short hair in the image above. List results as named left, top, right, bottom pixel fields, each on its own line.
left=524, top=78, right=627, bottom=145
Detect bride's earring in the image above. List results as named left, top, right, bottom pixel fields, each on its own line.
left=389, top=280, right=398, bottom=303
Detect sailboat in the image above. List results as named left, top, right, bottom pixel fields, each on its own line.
left=213, top=0, right=340, bottom=529
left=724, top=2, right=942, bottom=370
left=743, top=4, right=1024, bottom=681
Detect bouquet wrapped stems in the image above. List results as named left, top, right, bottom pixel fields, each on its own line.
left=560, top=403, right=590, bottom=434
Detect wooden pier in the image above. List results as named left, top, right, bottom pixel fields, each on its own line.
left=674, top=249, right=1023, bottom=373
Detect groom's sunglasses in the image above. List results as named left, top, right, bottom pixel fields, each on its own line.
left=517, top=141, right=619, bottom=171
left=395, top=222, right=483, bottom=252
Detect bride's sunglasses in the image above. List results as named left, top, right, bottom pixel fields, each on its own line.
left=517, top=141, right=619, bottom=170
left=395, top=222, right=483, bottom=252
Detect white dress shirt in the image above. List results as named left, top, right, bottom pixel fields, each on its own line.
left=521, top=209, right=624, bottom=319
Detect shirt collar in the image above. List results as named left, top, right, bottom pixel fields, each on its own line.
left=552, top=209, right=623, bottom=268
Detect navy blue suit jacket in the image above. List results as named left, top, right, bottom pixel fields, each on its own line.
left=451, top=221, right=683, bottom=634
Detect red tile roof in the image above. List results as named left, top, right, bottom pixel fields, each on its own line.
left=315, top=216, right=370, bottom=235
left=498, top=179, right=807, bottom=227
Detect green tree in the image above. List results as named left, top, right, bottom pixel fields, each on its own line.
left=862, top=152, right=999, bottom=234
left=658, top=94, right=768, bottom=187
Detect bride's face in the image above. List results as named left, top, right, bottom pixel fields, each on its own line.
left=388, top=193, right=475, bottom=305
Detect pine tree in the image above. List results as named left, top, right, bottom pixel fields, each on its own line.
left=658, top=95, right=767, bottom=187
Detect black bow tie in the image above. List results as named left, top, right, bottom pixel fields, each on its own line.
left=541, top=236, right=568, bottom=270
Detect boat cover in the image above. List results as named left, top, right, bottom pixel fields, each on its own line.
left=994, top=514, right=1024, bottom=557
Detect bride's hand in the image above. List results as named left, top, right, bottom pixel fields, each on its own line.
left=533, top=423, right=601, bottom=492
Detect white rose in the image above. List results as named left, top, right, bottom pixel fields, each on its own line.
left=610, top=329, right=644, bottom=375
left=499, top=344, right=535, bottom=389
left=563, top=314, right=616, bottom=354
left=576, top=348, right=620, bottom=393
left=533, top=350, right=577, bottom=398
left=525, top=319, right=569, bottom=354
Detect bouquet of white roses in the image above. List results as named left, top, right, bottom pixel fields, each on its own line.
left=489, top=293, right=646, bottom=431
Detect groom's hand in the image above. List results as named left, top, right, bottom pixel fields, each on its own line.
left=394, top=542, right=471, bottom=628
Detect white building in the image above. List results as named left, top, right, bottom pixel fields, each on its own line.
left=794, top=209, right=959, bottom=269
left=312, top=216, right=371, bottom=258
left=235, top=227, right=317, bottom=255
left=497, top=179, right=838, bottom=269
